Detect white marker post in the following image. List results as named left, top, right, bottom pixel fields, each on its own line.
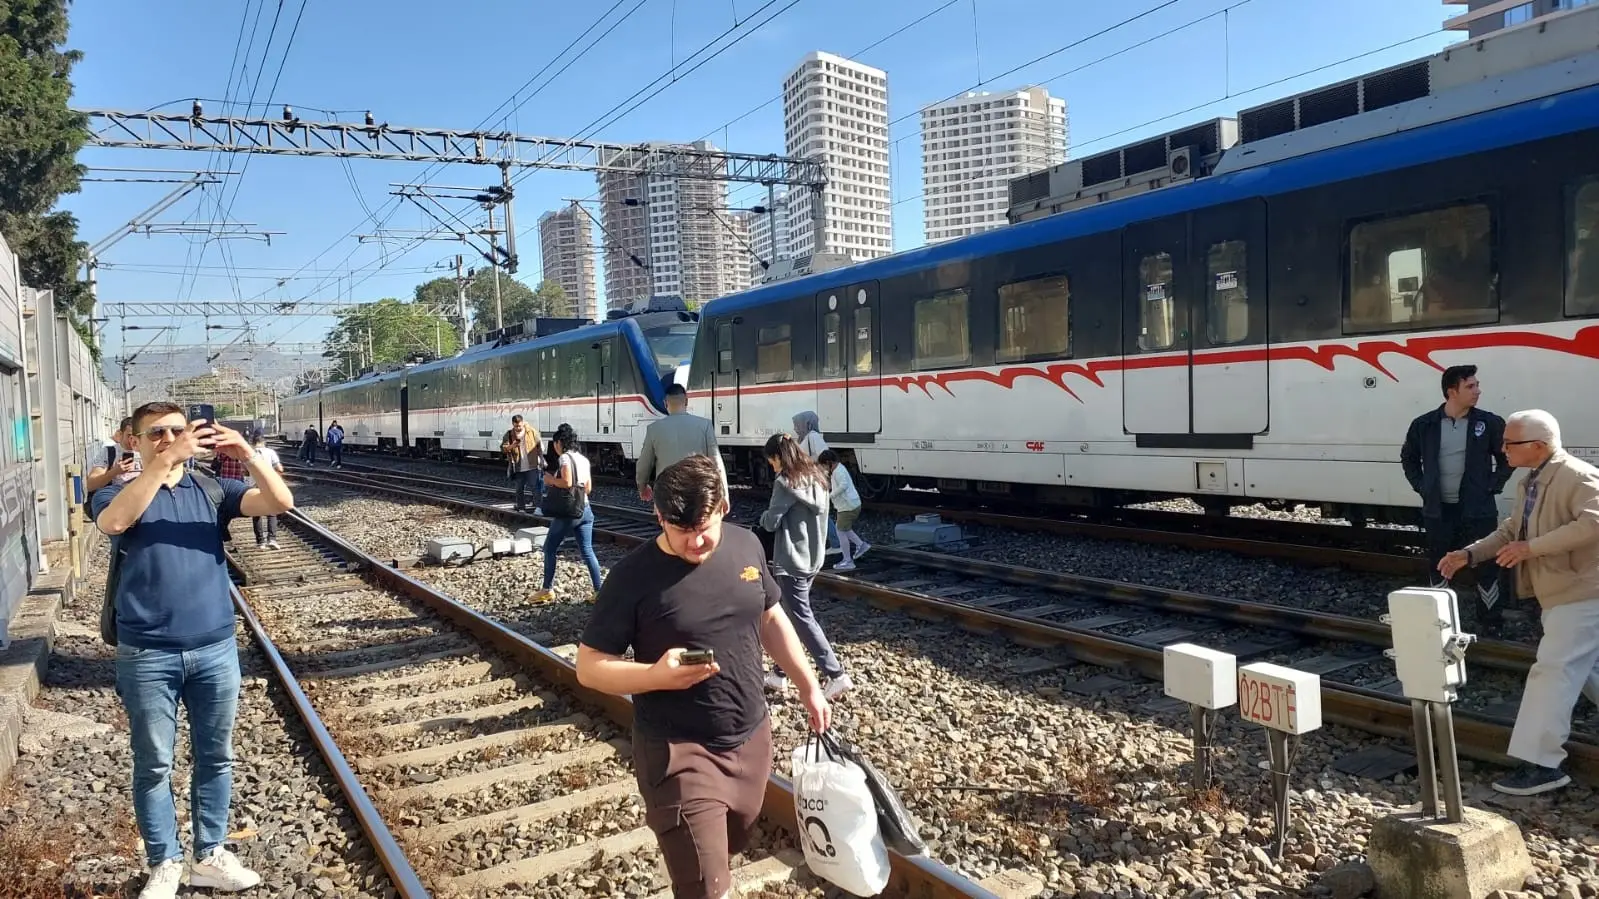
left=1382, top=587, right=1475, bottom=823
left=1163, top=643, right=1238, bottom=791
left=1237, top=662, right=1322, bottom=858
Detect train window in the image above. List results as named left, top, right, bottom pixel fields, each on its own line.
left=716, top=322, right=734, bottom=374
left=913, top=288, right=971, bottom=370
left=756, top=323, right=793, bottom=384
left=852, top=306, right=873, bottom=373
left=567, top=353, right=589, bottom=396
left=822, top=312, right=843, bottom=377
left=1346, top=202, right=1496, bottom=333
left=599, top=341, right=613, bottom=383
left=997, top=274, right=1070, bottom=362
left=1139, top=253, right=1176, bottom=351
left=1568, top=178, right=1599, bottom=316
left=1206, top=241, right=1250, bottom=345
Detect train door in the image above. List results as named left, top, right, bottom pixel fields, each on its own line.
left=815, top=291, right=846, bottom=433
left=595, top=338, right=617, bottom=437
left=844, top=282, right=881, bottom=434
left=399, top=380, right=410, bottom=450
left=709, top=320, right=740, bottom=437
left=1190, top=199, right=1268, bottom=434
left=1122, top=217, right=1190, bottom=435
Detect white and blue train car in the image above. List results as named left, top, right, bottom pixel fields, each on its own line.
left=281, top=304, right=699, bottom=475
left=685, top=14, right=1599, bottom=524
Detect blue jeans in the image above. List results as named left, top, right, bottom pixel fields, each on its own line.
left=542, top=505, right=602, bottom=590
left=115, top=637, right=241, bottom=866
left=515, top=469, right=544, bottom=510
left=770, top=573, right=844, bottom=680
left=827, top=517, right=840, bottom=550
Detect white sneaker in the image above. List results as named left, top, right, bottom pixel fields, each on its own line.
left=764, top=672, right=789, bottom=692
left=267, top=539, right=280, bottom=550
left=824, top=546, right=843, bottom=556
left=833, top=561, right=856, bottom=572
left=138, top=859, right=184, bottom=899
left=853, top=542, right=871, bottom=560
left=823, top=673, right=854, bottom=700
left=190, top=847, right=262, bottom=891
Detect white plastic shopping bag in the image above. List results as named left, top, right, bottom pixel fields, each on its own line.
left=790, top=733, right=890, bottom=896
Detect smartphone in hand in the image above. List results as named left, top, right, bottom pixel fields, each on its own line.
left=186, top=403, right=216, bottom=428
left=679, top=649, right=715, bottom=666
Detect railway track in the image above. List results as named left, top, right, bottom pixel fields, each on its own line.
left=283, top=464, right=1599, bottom=786
left=288, top=451, right=1422, bottom=575
left=226, top=508, right=996, bottom=898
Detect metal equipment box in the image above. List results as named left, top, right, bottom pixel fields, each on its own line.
left=893, top=514, right=964, bottom=548
left=1163, top=643, right=1238, bottom=710
left=1385, top=587, right=1471, bottom=703
left=1236, top=662, right=1322, bottom=735
left=423, top=537, right=474, bottom=564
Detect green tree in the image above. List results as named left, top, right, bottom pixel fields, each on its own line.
left=413, top=271, right=573, bottom=337
left=322, top=299, right=461, bottom=382
left=0, top=1, right=88, bottom=318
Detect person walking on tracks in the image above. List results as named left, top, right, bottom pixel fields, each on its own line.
left=325, top=420, right=345, bottom=468
left=759, top=433, right=853, bottom=699
left=1401, top=364, right=1513, bottom=629
left=1439, top=409, right=1599, bottom=797
left=576, top=454, right=831, bottom=899
left=92, top=401, right=295, bottom=898
left=501, top=413, right=544, bottom=513
left=531, top=423, right=603, bottom=603
left=636, top=383, right=723, bottom=503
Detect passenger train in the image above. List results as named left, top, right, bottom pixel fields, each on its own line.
left=284, top=11, right=1599, bottom=525
left=281, top=302, right=699, bottom=475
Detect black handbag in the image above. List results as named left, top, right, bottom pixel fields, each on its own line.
left=820, top=730, right=927, bottom=855
left=541, top=452, right=589, bottom=519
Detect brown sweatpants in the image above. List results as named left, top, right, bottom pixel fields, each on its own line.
left=633, top=717, right=774, bottom=899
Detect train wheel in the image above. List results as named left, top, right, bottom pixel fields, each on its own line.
left=857, top=471, right=895, bottom=501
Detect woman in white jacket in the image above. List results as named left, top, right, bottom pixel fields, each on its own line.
left=817, top=450, right=870, bottom=571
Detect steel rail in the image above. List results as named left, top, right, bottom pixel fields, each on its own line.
left=277, top=506, right=996, bottom=899
left=285, top=467, right=1599, bottom=784
left=288, top=465, right=1532, bottom=671
left=230, top=584, right=431, bottom=899
left=288, top=454, right=1422, bottom=572
left=869, top=501, right=1424, bottom=576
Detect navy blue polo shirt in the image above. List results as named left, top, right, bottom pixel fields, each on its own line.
left=91, top=472, right=248, bottom=650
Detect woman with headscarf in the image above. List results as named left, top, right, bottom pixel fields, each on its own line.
left=791, top=410, right=839, bottom=554
left=759, top=433, right=852, bottom=700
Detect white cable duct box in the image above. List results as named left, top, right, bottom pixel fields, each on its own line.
left=516, top=526, right=549, bottom=544
left=1163, top=643, right=1238, bottom=709
left=491, top=537, right=534, bottom=556
left=893, top=513, right=964, bottom=547
left=1236, top=662, right=1322, bottom=734
left=424, top=537, right=474, bottom=563
left=1383, top=587, right=1473, bottom=703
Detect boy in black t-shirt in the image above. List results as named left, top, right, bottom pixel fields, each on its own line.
left=578, top=454, right=830, bottom=899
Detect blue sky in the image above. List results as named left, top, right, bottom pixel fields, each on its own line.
left=62, top=0, right=1460, bottom=364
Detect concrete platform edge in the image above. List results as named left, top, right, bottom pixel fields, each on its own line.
left=0, top=528, right=100, bottom=788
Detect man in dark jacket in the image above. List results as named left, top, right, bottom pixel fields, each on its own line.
left=1400, top=364, right=1513, bottom=627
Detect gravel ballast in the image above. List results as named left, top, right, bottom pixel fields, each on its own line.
left=0, top=543, right=395, bottom=898
left=292, top=483, right=1599, bottom=899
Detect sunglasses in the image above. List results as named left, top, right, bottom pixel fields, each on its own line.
left=140, top=425, right=188, bottom=439
left=1503, top=439, right=1542, bottom=447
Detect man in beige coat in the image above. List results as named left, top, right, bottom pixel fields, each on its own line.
left=1440, top=409, right=1599, bottom=796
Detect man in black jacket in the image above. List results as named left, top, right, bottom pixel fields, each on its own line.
left=1400, top=364, right=1513, bottom=627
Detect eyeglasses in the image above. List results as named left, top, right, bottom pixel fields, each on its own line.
left=140, top=425, right=187, bottom=439
left=1503, top=438, right=1542, bottom=447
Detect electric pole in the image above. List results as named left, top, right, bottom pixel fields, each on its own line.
left=454, top=255, right=470, bottom=348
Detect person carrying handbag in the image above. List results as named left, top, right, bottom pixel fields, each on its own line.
left=531, top=423, right=603, bottom=603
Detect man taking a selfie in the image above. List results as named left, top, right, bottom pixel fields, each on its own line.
left=92, top=402, right=295, bottom=899
left=576, top=454, right=830, bottom=899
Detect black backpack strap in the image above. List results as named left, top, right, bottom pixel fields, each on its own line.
left=188, top=470, right=227, bottom=509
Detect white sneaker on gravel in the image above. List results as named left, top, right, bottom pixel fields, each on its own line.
left=823, top=673, right=854, bottom=700
left=267, top=539, right=280, bottom=550
left=832, top=561, right=857, bottom=572
left=190, top=847, right=262, bottom=891
left=764, top=672, right=789, bottom=692
left=138, top=859, right=184, bottom=899
left=853, top=542, right=871, bottom=560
